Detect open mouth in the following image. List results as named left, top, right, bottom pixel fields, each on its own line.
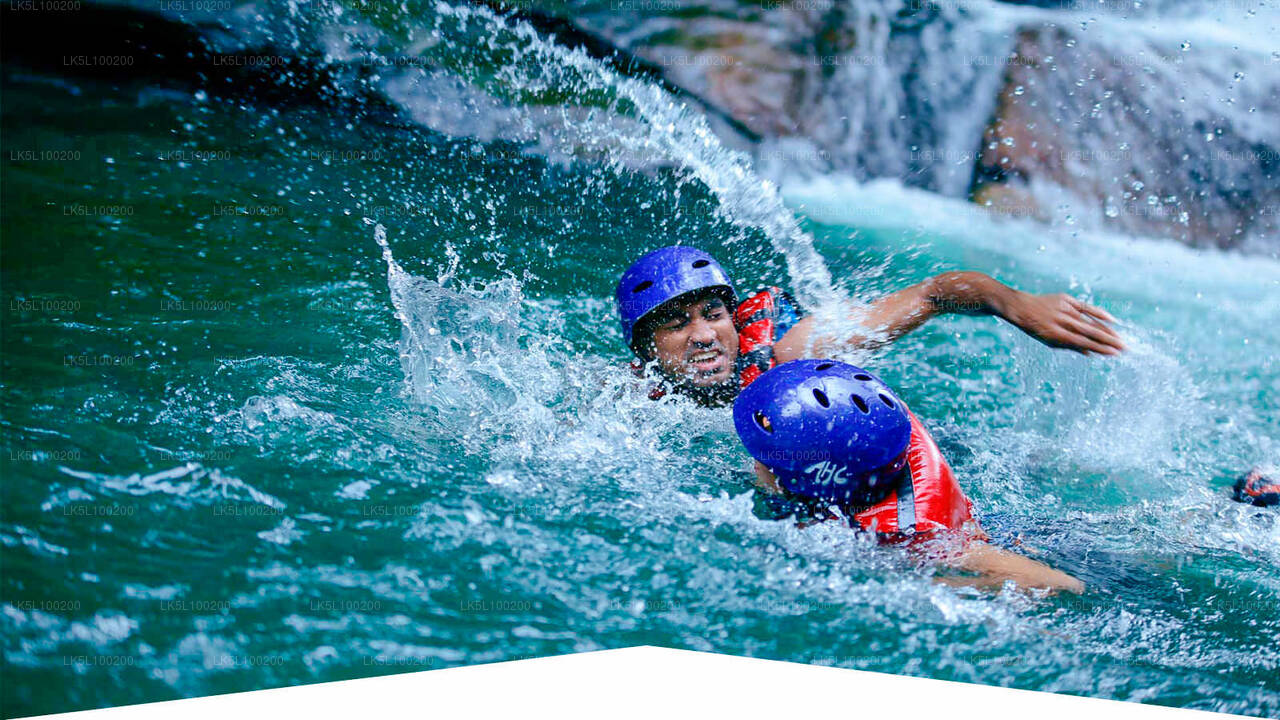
left=685, top=349, right=725, bottom=376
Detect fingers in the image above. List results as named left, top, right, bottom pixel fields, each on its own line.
left=1064, top=316, right=1124, bottom=354
left=1063, top=297, right=1126, bottom=353
left=1076, top=316, right=1125, bottom=352
left=1068, top=296, right=1118, bottom=325
left=1060, top=316, right=1124, bottom=355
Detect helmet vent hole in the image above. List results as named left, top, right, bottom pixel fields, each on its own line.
left=854, top=373, right=872, bottom=381
left=812, top=389, right=830, bottom=408
left=753, top=412, right=773, bottom=433
left=815, top=362, right=834, bottom=371
left=878, top=393, right=895, bottom=409
left=632, top=280, right=654, bottom=293
left=691, top=259, right=710, bottom=268
left=851, top=395, right=869, bottom=414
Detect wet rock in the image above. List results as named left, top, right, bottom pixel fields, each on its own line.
left=563, top=0, right=1016, bottom=196
left=559, top=2, right=847, bottom=144
left=970, top=25, right=1280, bottom=251
left=0, top=1, right=400, bottom=119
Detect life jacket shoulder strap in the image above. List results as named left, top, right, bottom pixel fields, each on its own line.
left=735, top=287, right=798, bottom=390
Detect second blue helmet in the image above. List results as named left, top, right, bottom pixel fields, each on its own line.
left=733, top=360, right=912, bottom=505
left=616, top=246, right=736, bottom=352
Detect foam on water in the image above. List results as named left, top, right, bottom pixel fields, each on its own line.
left=55, top=463, right=286, bottom=510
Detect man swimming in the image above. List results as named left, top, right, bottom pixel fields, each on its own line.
left=733, top=359, right=1084, bottom=593
left=616, top=246, right=1125, bottom=406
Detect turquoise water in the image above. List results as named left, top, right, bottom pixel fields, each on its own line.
left=3, top=4, right=1280, bottom=718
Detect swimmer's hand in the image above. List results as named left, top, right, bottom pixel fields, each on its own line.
left=940, top=541, right=1085, bottom=595
left=999, top=291, right=1125, bottom=357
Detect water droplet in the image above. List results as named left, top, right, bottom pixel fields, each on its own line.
left=1233, top=71, right=1245, bottom=81
left=1014, top=85, right=1025, bottom=96
left=1105, top=204, right=1120, bottom=218
left=1180, top=41, right=1191, bottom=51
left=1002, top=137, right=1016, bottom=147
left=194, top=90, right=208, bottom=102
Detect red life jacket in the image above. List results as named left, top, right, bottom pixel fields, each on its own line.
left=733, top=286, right=788, bottom=389
left=633, top=286, right=978, bottom=540
left=852, top=409, right=978, bottom=540
left=733, top=296, right=978, bottom=542
left=1234, top=470, right=1280, bottom=507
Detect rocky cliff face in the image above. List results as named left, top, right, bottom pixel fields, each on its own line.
left=550, top=1, right=1279, bottom=252
left=557, top=0, right=1013, bottom=195
left=972, top=25, right=1280, bottom=251
left=7, top=0, right=1275, bottom=251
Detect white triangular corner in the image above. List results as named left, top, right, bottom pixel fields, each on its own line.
left=28, top=646, right=1236, bottom=720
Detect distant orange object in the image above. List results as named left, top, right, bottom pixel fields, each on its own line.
left=1233, top=469, right=1279, bottom=507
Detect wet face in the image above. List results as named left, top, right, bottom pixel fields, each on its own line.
left=644, top=292, right=740, bottom=389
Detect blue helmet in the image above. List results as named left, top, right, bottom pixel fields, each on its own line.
left=616, top=246, right=736, bottom=353
left=733, top=359, right=912, bottom=505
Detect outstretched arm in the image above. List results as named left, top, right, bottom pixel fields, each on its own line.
left=938, top=541, right=1085, bottom=594
left=750, top=463, right=1083, bottom=594
left=773, top=271, right=1125, bottom=362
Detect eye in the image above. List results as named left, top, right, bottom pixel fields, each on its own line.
left=661, top=317, right=687, bottom=330
left=753, top=412, right=773, bottom=433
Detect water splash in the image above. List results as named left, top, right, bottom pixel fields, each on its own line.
left=408, top=1, right=839, bottom=311
left=56, top=463, right=285, bottom=510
